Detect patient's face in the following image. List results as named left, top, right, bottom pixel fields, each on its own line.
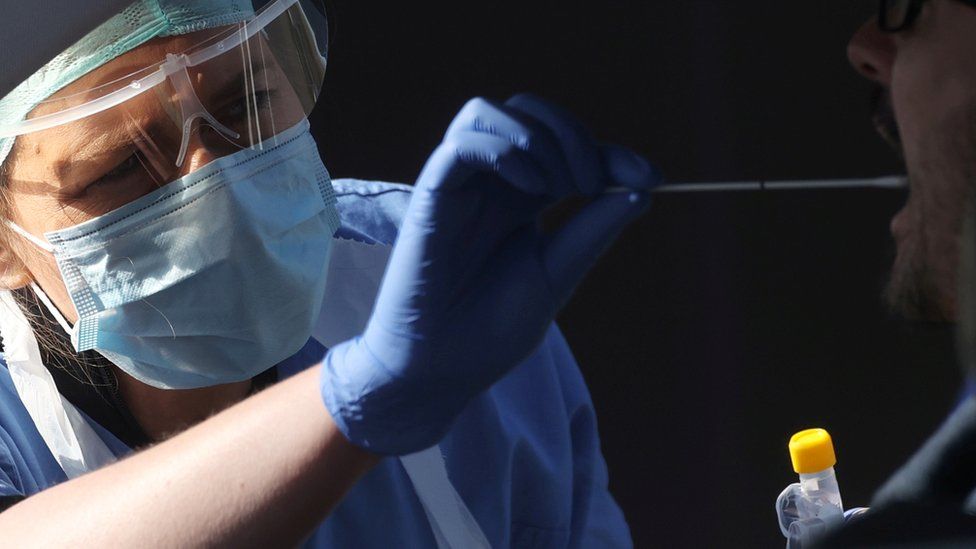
left=849, top=0, right=976, bottom=321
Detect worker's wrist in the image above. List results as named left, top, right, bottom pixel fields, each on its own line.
left=319, top=337, right=470, bottom=456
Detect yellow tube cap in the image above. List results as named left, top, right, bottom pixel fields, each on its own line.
left=789, top=428, right=836, bottom=474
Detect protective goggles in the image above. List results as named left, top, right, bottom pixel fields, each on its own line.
left=0, top=0, right=327, bottom=206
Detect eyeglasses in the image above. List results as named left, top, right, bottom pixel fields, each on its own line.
left=879, top=0, right=923, bottom=32
left=879, top=0, right=976, bottom=32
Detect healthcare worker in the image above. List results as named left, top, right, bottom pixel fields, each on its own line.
left=0, top=0, right=658, bottom=546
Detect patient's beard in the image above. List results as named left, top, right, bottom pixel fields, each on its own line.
left=884, top=103, right=976, bottom=322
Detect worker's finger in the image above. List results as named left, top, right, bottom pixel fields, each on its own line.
left=416, top=131, right=550, bottom=195
left=543, top=190, right=652, bottom=304
left=504, top=93, right=604, bottom=196
left=446, top=97, right=576, bottom=197
left=601, top=143, right=661, bottom=192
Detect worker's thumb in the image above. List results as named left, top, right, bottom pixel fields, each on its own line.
left=543, top=144, right=656, bottom=304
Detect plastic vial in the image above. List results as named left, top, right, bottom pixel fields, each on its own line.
left=775, top=428, right=845, bottom=549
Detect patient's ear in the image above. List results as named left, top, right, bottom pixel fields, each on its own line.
left=0, top=243, right=31, bottom=290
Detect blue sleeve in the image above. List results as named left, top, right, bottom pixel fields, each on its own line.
left=331, top=179, right=412, bottom=245
left=545, top=326, right=633, bottom=548
left=0, top=433, right=23, bottom=498
left=0, top=360, right=69, bottom=500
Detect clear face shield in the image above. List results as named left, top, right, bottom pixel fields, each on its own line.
left=0, top=0, right=328, bottom=218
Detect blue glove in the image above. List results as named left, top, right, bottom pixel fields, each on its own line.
left=320, top=94, right=660, bottom=455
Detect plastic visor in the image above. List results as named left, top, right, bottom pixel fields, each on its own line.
left=2, top=0, right=327, bottom=216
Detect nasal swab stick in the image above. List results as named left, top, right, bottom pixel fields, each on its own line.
left=604, top=176, right=907, bottom=195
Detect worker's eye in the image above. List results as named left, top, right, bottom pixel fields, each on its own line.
left=78, top=152, right=162, bottom=212
left=223, top=89, right=275, bottom=120
left=90, top=154, right=144, bottom=189
left=52, top=149, right=157, bottom=217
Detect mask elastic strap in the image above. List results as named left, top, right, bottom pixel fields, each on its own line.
left=7, top=221, right=55, bottom=253
left=30, top=282, right=75, bottom=336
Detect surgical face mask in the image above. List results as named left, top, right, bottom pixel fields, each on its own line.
left=8, top=120, right=340, bottom=389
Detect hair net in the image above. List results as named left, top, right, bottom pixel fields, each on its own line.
left=0, top=0, right=255, bottom=169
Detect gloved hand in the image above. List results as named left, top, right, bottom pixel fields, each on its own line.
left=320, top=94, right=660, bottom=455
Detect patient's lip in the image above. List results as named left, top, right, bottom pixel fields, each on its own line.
left=891, top=205, right=910, bottom=241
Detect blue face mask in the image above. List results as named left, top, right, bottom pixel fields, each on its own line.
left=9, top=120, right=340, bottom=389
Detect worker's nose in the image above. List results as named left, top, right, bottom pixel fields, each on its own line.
left=847, top=18, right=896, bottom=85
left=179, top=130, right=221, bottom=177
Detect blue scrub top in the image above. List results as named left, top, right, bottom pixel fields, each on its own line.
left=0, top=179, right=632, bottom=548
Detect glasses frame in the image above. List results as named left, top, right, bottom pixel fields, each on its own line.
left=879, top=0, right=923, bottom=32
left=879, top=0, right=976, bottom=32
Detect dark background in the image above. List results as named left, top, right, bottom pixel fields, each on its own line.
left=311, top=2, right=962, bottom=547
